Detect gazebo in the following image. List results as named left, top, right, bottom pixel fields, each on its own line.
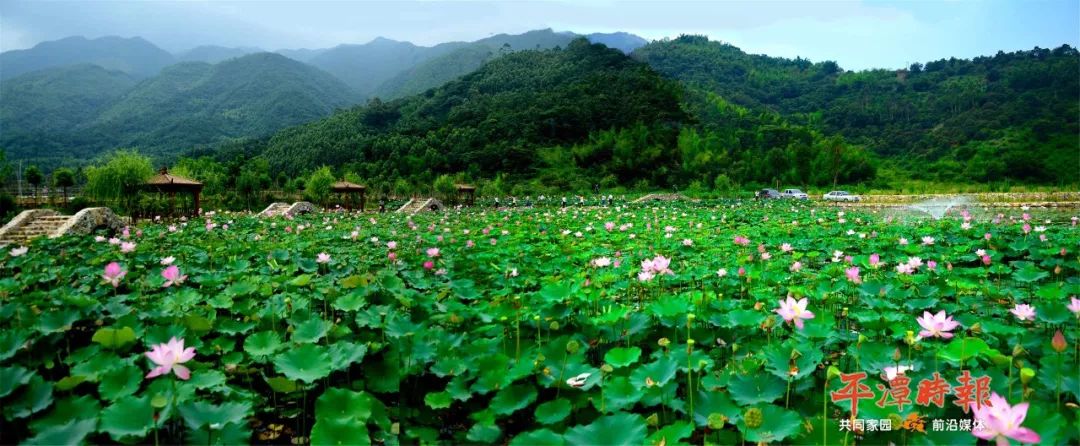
left=143, top=167, right=203, bottom=218
left=331, top=181, right=366, bottom=211
left=456, top=184, right=476, bottom=206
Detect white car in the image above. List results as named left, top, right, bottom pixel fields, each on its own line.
left=780, top=188, right=809, bottom=200
left=823, top=191, right=861, bottom=202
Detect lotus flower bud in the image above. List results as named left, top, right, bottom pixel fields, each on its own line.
left=904, top=330, right=917, bottom=345
left=1052, top=330, right=1067, bottom=353
left=969, top=322, right=982, bottom=334
left=1020, top=367, right=1035, bottom=385
left=601, top=364, right=614, bottom=373
left=743, top=408, right=764, bottom=428
left=989, top=354, right=1009, bottom=367
left=646, top=413, right=660, bottom=427
left=827, top=365, right=841, bottom=381
left=707, top=413, right=728, bottom=430
left=892, top=348, right=902, bottom=362
left=687, top=313, right=696, bottom=321
left=658, top=337, right=671, bottom=347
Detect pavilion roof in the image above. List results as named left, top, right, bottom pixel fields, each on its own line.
left=144, top=167, right=202, bottom=190
left=331, top=181, right=366, bottom=192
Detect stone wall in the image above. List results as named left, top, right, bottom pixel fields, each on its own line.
left=52, top=207, right=124, bottom=237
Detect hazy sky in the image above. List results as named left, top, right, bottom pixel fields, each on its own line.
left=2, top=0, right=1077, bottom=70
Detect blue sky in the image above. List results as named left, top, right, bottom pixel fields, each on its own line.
left=2, top=0, right=1077, bottom=70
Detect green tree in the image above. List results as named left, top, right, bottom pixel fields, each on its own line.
left=304, top=166, right=334, bottom=206
left=52, top=167, right=76, bottom=204
left=433, top=174, right=457, bottom=203
left=24, top=165, right=42, bottom=200
left=84, top=149, right=154, bottom=212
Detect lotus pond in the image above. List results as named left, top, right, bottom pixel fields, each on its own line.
left=1, top=202, right=1078, bottom=445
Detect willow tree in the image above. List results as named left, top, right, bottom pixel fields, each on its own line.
left=84, top=149, right=154, bottom=212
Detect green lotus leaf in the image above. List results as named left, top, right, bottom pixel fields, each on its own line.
left=727, top=373, right=786, bottom=406
left=490, top=384, right=537, bottom=416
left=736, top=405, right=802, bottom=443
left=99, top=394, right=154, bottom=441
left=244, top=331, right=283, bottom=357
left=564, top=413, right=647, bottom=446
left=604, top=347, right=642, bottom=368
left=4, top=374, right=53, bottom=419
left=311, top=417, right=370, bottom=446
left=24, top=418, right=97, bottom=445
left=91, top=326, right=136, bottom=349
left=178, top=400, right=252, bottom=430
left=424, top=391, right=453, bottom=409
left=273, top=344, right=332, bottom=383
left=510, top=428, right=565, bottom=446
left=98, top=365, right=142, bottom=401
left=0, top=366, right=33, bottom=398
left=534, top=398, right=571, bottom=425
left=291, top=318, right=330, bottom=343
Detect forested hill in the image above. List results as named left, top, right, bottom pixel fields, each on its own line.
left=260, top=39, right=687, bottom=178
left=632, top=35, right=1080, bottom=182
left=0, top=36, right=174, bottom=80
left=1, top=53, right=356, bottom=165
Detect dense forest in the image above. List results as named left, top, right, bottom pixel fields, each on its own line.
left=633, top=35, right=1080, bottom=183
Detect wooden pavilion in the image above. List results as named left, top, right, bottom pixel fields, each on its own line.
left=456, top=184, right=476, bottom=206
left=143, top=167, right=203, bottom=218
left=331, top=181, right=366, bottom=211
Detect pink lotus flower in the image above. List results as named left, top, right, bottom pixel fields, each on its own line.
left=921, top=236, right=935, bottom=246
left=490, top=238, right=497, bottom=245
left=716, top=268, right=728, bottom=277
left=780, top=243, right=793, bottom=253
left=737, top=267, right=746, bottom=277
left=120, top=242, right=136, bottom=253
left=108, top=237, right=121, bottom=245
left=898, top=237, right=909, bottom=246
left=1022, top=224, right=1031, bottom=234
left=917, top=310, right=959, bottom=339
left=733, top=235, right=750, bottom=246
left=592, top=257, right=611, bottom=268
left=896, top=264, right=914, bottom=275
left=638, top=271, right=656, bottom=282
left=845, top=267, right=861, bottom=284
left=1068, top=296, right=1080, bottom=316
left=981, top=254, right=992, bottom=266
left=168, top=225, right=178, bottom=233
left=682, top=239, right=693, bottom=247
left=790, top=261, right=802, bottom=272
left=102, top=262, right=126, bottom=288
left=388, top=252, right=397, bottom=261
left=161, top=265, right=187, bottom=287
left=160, top=256, right=175, bottom=265
left=510, top=268, right=518, bottom=277
left=387, top=241, right=397, bottom=250
left=466, top=240, right=475, bottom=248
left=883, top=365, right=913, bottom=380
left=145, top=337, right=196, bottom=380
left=776, top=296, right=814, bottom=329
left=971, top=393, right=1040, bottom=446
left=604, top=222, right=615, bottom=231
left=316, top=252, right=331, bottom=264
left=423, top=260, right=434, bottom=270
left=426, top=247, right=440, bottom=258
left=1010, top=304, right=1036, bottom=321
left=984, top=232, right=992, bottom=240
left=869, top=253, right=881, bottom=267
left=9, top=246, right=28, bottom=257
left=927, top=260, right=937, bottom=271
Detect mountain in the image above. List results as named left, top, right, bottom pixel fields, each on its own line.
left=89, top=52, right=357, bottom=154
left=259, top=38, right=687, bottom=182
left=275, top=48, right=327, bottom=63
left=586, top=32, right=649, bottom=54
left=633, top=35, right=1080, bottom=182
left=371, top=29, right=577, bottom=99
left=0, top=52, right=357, bottom=165
left=305, top=37, right=462, bottom=98
left=176, top=45, right=261, bottom=64
left=0, top=65, right=138, bottom=165
left=0, top=36, right=174, bottom=79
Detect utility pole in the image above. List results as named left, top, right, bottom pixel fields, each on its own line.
left=16, top=159, right=22, bottom=199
